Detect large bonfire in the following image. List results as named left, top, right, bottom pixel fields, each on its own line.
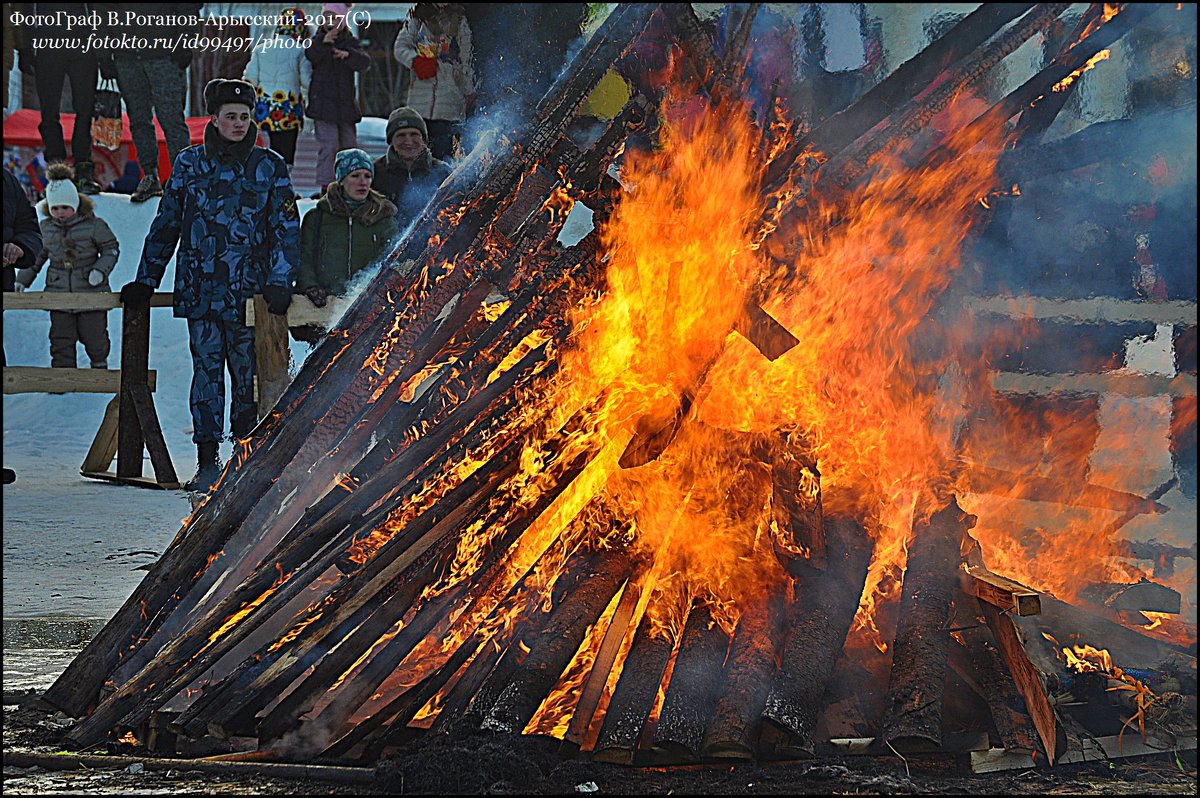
left=46, top=2, right=1195, bottom=771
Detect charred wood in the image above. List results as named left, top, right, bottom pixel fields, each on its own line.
left=879, top=497, right=973, bottom=751
left=764, top=3, right=1036, bottom=190
left=761, top=516, right=873, bottom=756
left=591, top=593, right=677, bottom=764
left=949, top=597, right=1044, bottom=756
left=827, top=3, right=1073, bottom=188
left=1082, top=580, right=1182, bottom=615
left=980, top=600, right=1066, bottom=763
left=322, top=509, right=615, bottom=760
left=481, top=547, right=639, bottom=735
left=700, top=588, right=786, bottom=760
left=648, top=602, right=732, bottom=763
left=765, top=429, right=825, bottom=576
left=46, top=3, right=657, bottom=721
left=255, top=407, right=611, bottom=749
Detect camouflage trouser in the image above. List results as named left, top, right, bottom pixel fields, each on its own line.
left=187, top=318, right=257, bottom=444
left=114, top=58, right=191, bottom=175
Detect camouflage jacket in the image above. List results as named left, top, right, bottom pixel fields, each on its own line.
left=135, top=123, right=300, bottom=322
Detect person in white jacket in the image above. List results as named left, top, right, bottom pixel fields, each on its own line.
left=393, top=3, right=475, bottom=161
left=243, top=7, right=313, bottom=171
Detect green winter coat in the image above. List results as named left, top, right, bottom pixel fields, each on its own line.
left=296, top=183, right=399, bottom=295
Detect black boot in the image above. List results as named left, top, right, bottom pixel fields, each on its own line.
left=185, top=441, right=221, bottom=493
left=75, top=160, right=102, bottom=195
left=130, top=172, right=164, bottom=203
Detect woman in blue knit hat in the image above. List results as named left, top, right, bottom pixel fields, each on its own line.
left=292, top=148, right=399, bottom=343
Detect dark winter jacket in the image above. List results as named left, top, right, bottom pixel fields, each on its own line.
left=296, top=182, right=398, bottom=295
left=304, top=26, right=370, bottom=124
left=16, top=3, right=96, bottom=62
left=3, top=168, right=42, bottom=291
left=17, top=194, right=118, bottom=292
left=133, top=122, right=300, bottom=322
left=371, top=147, right=452, bottom=227
left=91, top=2, right=202, bottom=68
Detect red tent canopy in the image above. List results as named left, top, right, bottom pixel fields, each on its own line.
left=2, top=109, right=210, bottom=181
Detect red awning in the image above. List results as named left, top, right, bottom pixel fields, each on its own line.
left=2, top=109, right=210, bottom=180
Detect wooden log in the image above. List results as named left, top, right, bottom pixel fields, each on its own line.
left=481, top=547, right=638, bottom=735
left=960, top=564, right=1041, bottom=617
left=2, top=751, right=375, bottom=785
left=760, top=516, right=874, bottom=757
left=949, top=596, right=1043, bottom=756
left=648, top=602, right=732, bottom=763
left=699, top=589, right=786, bottom=760
left=1080, top=580, right=1182, bottom=615
left=590, top=594, right=677, bottom=764
left=878, top=497, right=972, bottom=751
left=116, top=298, right=150, bottom=479
left=979, top=600, right=1065, bottom=764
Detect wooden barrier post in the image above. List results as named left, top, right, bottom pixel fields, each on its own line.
left=252, top=295, right=291, bottom=419
left=116, top=297, right=179, bottom=489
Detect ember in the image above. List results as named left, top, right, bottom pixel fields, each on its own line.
left=42, top=1, right=1195, bottom=778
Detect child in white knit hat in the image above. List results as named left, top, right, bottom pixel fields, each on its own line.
left=16, top=163, right=120, bottom=369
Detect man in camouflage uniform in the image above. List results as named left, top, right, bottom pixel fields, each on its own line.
left=121, top=79, right=299, bottom=491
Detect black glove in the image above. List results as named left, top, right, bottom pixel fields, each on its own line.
left=119, top=281, right=155, bottom=306
left=263, top=284, right=292, bottom=316
left=304, top=285, right=329, bottom=308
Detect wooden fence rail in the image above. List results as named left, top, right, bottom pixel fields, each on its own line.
left=4, top=291, right=342, bottom=489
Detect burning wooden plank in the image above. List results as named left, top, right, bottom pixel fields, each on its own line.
left=481, top=547, right=639, bottom=736
left=878, top=498, right=973, bottom=751
left=960, top=564, right=1042, bottom=617
left=979, top=600, right=1065, bottom=764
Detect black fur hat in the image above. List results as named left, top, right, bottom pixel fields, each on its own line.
left=204, top=79, right=256, bottom=115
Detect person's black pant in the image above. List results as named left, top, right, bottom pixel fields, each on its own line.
left=264, top=126, right=299, bottom=166
left=34, top=54, right=97, bottom=164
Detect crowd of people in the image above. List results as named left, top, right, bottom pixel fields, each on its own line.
left=2, top=2, right=596, bottom=491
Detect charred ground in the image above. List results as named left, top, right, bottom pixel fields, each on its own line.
left=4, top=692, right=1195, bottom=795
